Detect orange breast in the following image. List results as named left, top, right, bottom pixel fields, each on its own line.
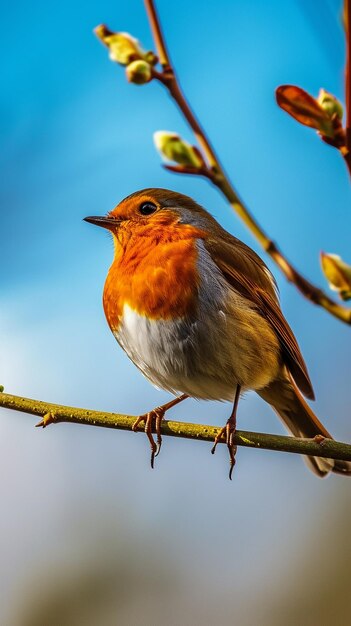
left=103, top=222, right=205, bottom=331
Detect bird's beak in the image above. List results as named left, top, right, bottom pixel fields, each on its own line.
left=83, top=215, right=120, bottom=229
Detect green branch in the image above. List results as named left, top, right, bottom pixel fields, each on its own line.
left=1, top=391, right=351, bottom=461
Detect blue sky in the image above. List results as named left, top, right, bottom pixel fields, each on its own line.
left=1, top=1, right=350, bottom=623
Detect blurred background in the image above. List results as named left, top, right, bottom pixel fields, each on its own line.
left=1, top=0, right=351, bottom=624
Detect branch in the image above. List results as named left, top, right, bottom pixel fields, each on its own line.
left=1, top=391, right=351, bottom=462
left=143, top=0, right=351, bottom=325
left=144, top=0, right=170, bottom=68
left=346, top=0, right=351, bottom=155
left=342, top=146, right=351, bottom=176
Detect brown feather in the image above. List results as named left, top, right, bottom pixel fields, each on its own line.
left=205, top=235, right=315, bottom=400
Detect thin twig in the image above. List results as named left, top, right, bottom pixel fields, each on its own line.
left=345, top=0, right=351, bottom=156
left=144, top=0, right=351, bottom=325
left=340, top=0, right=351, bottom=175
left=1, top=391, right=351, bottom=461
left=342, top=147, right=351, bottom=176
left=144, top=0, right=170, bottom=68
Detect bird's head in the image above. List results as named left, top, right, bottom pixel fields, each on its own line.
left=84, top=188, right=218, bottom=240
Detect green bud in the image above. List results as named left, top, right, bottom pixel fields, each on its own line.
left=94, top=25, right=145, bottom=65
left=320, top=252, right=351, bottom=300
left=0, top=385, right=4, bottom=393
left=153, top=131, right=202, bottom=168
left=108, top=32, right=144, bottom=65
left=317, top=89, right=343, bottom=121
left=126, top=60, right=152, bottom=85
left=144, top=51, right=158, bottom=66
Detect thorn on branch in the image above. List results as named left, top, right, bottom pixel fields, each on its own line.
left=35, top=412, right=55, bottom=428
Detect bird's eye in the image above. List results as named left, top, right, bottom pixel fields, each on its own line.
left=139, top=202, right=157, bottom=216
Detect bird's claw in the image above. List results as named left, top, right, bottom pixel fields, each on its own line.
left=226, top=421, right=238, bottom=480
left=211, top=421, right=237, bottom=480
left=132, top=407, right=165, bottom=469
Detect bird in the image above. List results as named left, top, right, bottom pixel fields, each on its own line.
left=84, top=188, right=351, bottom=479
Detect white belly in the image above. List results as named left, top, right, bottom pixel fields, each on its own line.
left=113, top=241, right=279, bottom=401
left=115, top=302, right=239, bottom=401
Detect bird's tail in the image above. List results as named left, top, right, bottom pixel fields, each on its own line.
left=258, top=374, right=351, bottom=477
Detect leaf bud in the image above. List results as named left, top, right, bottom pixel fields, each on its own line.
left=94, top=25, right=145, bottom=65
left=125, top=60, right=152, bottom=85
left=153, top=131, right=202, bottom=168
left=317, top=89, right=343, bottom=121
left=276, top=85, right=335, bottom=137
left=320, top=252, right=351, bottom=301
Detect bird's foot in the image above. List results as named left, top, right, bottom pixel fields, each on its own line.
left=132, top=406, right=165, bottom=469
left=211, top=421, right=237, bottom=480
left=132, top=394, right=188, bottom=469
left=211, top=385, right=240, bottom=480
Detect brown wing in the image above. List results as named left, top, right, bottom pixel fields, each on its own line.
left=205, top=235, right=315, bottom=400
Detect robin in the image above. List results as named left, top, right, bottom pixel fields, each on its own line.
left=84, top=188, right=351, bottom=478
